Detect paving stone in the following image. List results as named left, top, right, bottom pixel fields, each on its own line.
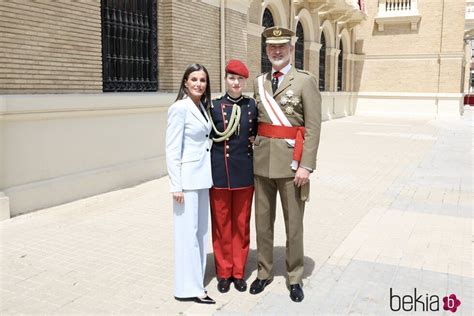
left=1, top=110, right=472, bottom=314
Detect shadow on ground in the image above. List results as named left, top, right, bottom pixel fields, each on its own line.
left=204, top=246, right=315, bottom=286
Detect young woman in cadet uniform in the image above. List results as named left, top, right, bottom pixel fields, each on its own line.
left=208, top=60, right=258, bottom=293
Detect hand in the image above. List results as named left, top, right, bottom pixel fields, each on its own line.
left=294, top=167, right=310, bottom=187
left=172, top=192, right=184, bottom=204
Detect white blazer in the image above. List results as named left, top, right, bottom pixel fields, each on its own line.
left=166, top=97, right=213, bottom=192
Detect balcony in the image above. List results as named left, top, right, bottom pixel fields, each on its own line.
left=466, top=0, right=474, bottom=34
left=305, top=0, right=367, bottom=27
left=374, top=0, right=421, bottom=31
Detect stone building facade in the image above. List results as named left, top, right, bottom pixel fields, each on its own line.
left=0, top=1, right=102, bottom=93
left=0, top=0, right=468, bottom=217
left=356, top=0, right=468, bottom=116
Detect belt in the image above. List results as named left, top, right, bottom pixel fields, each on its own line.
left=257, top=123, right=305, bottom=163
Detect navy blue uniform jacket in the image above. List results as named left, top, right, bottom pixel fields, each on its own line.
left=210, top=94, right=258, bottom=189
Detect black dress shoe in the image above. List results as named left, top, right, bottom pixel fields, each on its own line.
left=232, top=278, right=247, bottom=292
left=249, top=277, right=273, bottom=294
left=289, top=284, right=304, bottom=302
left=217, top=278, right=232, bottom=293
left=174, top=295, right=216, bottom=304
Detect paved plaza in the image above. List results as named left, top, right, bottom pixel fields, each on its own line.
left=1, top=109, right=472, bottom=315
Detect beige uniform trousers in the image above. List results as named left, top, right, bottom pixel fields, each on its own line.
left=254, top=175, right=305, bottom=285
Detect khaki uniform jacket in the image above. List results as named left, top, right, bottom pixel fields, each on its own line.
left=253, top=66, right=322, bottom=178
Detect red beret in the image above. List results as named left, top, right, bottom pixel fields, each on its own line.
left=225, top=59, right=249, bottom=78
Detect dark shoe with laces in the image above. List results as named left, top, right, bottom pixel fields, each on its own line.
left=217, top=278, right=232, bottom=293
left=289, top=284, right=304, bottom=302
left=232, top=278, right=247, bottom=292
left=174, top=295, right=216, bottom=304
left=249, top=277, right=273, bottom=294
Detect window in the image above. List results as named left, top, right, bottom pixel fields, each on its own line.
left=319, top=32, right=326, bottom=91
left=295, top=22, right=304, bottom=70
left=471, top=41, right=474, bottom=92
left=471, top=40, right=474, bottom=61
left=337, top=39, right=343, bottom=91
left=101, top=0, right=158, bottom=92
left=261, top=8, right=274, bottom=73
left=358, top=0, right=367, bottom=13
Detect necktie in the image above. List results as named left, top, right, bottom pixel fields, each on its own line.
left=272, top=71, right=283, bottom=94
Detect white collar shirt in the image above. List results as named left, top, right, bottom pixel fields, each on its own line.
left=271, top=63, right=292, bottom=88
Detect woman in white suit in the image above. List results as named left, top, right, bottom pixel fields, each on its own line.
left=166, top=64, right=215, bottom=304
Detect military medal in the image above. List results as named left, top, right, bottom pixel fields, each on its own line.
left=280, top=90, right=299, bottom=115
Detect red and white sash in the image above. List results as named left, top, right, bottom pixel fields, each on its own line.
left=257, top=74, right=299, bottom=170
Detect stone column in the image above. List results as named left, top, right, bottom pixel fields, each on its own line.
left=247, top=22, right=265, bottom=83
left=306, top=41, right=322, bottom=76
left=0, top=193, right=10, bottom=220
left=0, top=111, right=10, bottom=220
left=327, top=47, right=339, bottom=92
left=345, top=52, right=354, bottom=92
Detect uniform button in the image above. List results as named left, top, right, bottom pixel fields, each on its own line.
left=223, top=112, right=227, bottom=116
left=226, top=138, right=229, bottom=141
left=249, top=119, right=253, bottom=123
left=226, top=153, right=230, bottom=157
left=248, top=153, right=251, bottom=156
left=211, top=105, right=214, bottom=108
left=248, top=144, right=251, bottom=148
left=249, top=128, right=253, bottom=131
left=206, top=148, right=209, bottom=152
left=205, top=134, right=208, bottom=137
left=226, top=145, right=230, bottom=149
left=225, top=120, right=228, bottom=123
left=248, top=112, right=251, bottom=115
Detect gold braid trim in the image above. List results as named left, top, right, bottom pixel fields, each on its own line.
left=208, top=104, right=241, bottom=143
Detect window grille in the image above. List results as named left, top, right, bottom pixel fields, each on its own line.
left=101, top=0, right=158, bottom=92
left=295, top=22, right=304, bottom=70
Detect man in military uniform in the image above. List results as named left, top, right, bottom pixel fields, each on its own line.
left=249, top=26, right=322, bottom=303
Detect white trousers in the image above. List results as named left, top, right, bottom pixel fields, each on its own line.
left=173, top=189, right=209, bottom=298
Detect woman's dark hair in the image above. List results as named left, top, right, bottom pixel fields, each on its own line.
left=175, top=63, right=212, bottom=109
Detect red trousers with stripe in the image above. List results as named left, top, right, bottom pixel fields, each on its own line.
left=210, top=187, right=254, bottom=279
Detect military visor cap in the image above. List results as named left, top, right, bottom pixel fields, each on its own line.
left=262, top=26, right=295, bottom=44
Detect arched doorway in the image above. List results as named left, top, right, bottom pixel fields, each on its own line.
left=261, top=8, right=274, bottom=73
left=295, top=21, right=304, bottom=70
left=337, top=39, right=343, bottom=91
left=319, top=32, right=326, bottom=91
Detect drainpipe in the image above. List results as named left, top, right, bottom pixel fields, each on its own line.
left=220, top=0, right=226, bottom=93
